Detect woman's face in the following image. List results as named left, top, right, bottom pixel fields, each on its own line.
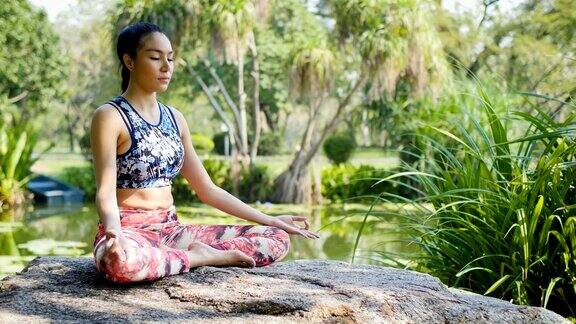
left=124, top=32, right=174, bottom=93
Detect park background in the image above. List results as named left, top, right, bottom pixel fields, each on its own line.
left=0, top=0, right=574, bottom=320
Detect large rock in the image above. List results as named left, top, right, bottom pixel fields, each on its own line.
left=0, top=257, right=568, bottom=323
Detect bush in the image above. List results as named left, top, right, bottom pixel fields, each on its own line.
left=212, top=132, right=231, bottom=155
left=59, top=166, right=96, bottom=202
left=239, top=164, right=273, bottom=202
left=371, top=88, right=576, bottom=318
left=172, top=158, right=232, bottom=204
left=191, top=133, right=214, bottom=152
left=321, top=164, right=415, bottom=203
left=323, top=133, right=357, bottom=165
left=0, top=107, right=49, bottom=207
left=172, top=159, right=274, bottom=204
left=255, top=132, right=282, bottom=156
left=79, top=131, right=91, bottom=161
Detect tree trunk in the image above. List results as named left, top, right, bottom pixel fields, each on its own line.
left=271, top=159, right=312, bottom=204
left=66, top=104, right=75, bottom=153
left=186, top=63, right=245, bottom=194
left=270, top=99, right=321, bottom=204
left=236, top=38, right=250, bottom=165
left=272, top=76, right=366, bottom=203
left=248, top=33, right=261, bottom=165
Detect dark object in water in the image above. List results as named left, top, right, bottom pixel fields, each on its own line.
left=27, top=175, right=85, bottom=205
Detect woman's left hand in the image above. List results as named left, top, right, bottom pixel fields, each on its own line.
left=273, top=215, right=319, bottom=239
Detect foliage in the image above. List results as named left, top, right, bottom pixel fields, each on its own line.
left=327, top=0, right=450, bottom=101
left=59, top=166, right=96, bottom=202
left=323, top=133, right=357, bottom=165
left=172, top=158, right=274, bottom=203
left=368, top=87, right=576, bottom=318
left=238, top=163, right=273, bottom=202
left=0, top=0, right=68, bottom=118
left=54, top=0, right=119, bottom=153
left=79, top=131, right=92, bottom=162
left=212, top=131, right=232, bottom=155
left=254, top=132, right=282, bottom=156
left=321, top=164, right=416, bottom=204
left=172, top=158, right=232, bottom=203
left=191, top=133, right=215, bottom=152
left=0, top=102, right=50, bottom=207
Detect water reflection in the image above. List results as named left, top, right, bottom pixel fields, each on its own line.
left=0, top=203, right=419, bottom=278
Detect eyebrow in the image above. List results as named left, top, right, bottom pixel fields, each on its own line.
left=145, top=49, right=174, bottom=55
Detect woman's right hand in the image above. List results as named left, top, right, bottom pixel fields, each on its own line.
left=104, top=229, right=130, bottom=262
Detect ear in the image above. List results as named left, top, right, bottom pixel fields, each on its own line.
left=122, top=53, right=134, bottom=71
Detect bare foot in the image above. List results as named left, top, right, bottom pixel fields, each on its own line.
left=186, top=241, right=256, bottom=268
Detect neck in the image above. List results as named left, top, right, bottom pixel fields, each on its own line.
left=122, top=84, right=158, bottom=113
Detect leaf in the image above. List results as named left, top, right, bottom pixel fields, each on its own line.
left=485, top=275, right=511, bottom=295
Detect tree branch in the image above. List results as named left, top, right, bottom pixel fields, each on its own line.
left=185, top=63, right=242, bottom=150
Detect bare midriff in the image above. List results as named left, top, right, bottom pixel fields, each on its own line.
left=116, top=186, right=174, bottom=210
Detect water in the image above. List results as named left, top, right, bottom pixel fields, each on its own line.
left=0, top=202, right=419, bottom=279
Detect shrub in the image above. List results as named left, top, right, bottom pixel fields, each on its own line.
left=59, top=166, right=96, bottom=202
left=239, top=164, right=272, bottom=202
left=212, top=132, right=231, bottom=155
left=369, top=88, right=576, bottom=318
left=0, top=107, right=50, bottom=207
left=323, top=133, right=357, bottom=165
left=172, top=158, right=232, bottom=204
left=79, top=131, right=92, bottom=161
left=321, top=164, right=415, bottom=203
left=256, top=132, right=282, bottom=156
left=191, top=133, right=214, bottom=152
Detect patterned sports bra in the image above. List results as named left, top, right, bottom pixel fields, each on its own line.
left=108, top=96, right=184, bottom=189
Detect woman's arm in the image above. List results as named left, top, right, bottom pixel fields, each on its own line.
left=91, top=105, right=122, bottom=232
left=172, top=108, right=318, bottom=238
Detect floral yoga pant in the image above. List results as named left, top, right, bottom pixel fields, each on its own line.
left=93, top=206, right=290, bottom=284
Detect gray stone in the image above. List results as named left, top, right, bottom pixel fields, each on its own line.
left=0, top=257, right=569, bottom=323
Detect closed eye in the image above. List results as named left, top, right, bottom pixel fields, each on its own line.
left=150, top=57, right=174, bottom=62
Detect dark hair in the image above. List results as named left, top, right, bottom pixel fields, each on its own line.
left=116, top=22, right=163, bottom=92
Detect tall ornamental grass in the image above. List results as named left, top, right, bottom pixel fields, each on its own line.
left=360, top=87, right=575, bottom=319
left=0, top=103, right=49, bottom=207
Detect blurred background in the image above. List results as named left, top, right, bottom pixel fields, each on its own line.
left=0, top=0, right=575, bottom=319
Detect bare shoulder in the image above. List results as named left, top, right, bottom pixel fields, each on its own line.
left=93, top=103, right=118, bottom=119
left=165, top=104, right=185, bottom=122
left=91, top=103, right=123, bottom=132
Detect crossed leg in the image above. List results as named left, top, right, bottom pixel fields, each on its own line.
left=93, top=224, right=290, bottom=284
left=162, top=224, right=291, bottom=267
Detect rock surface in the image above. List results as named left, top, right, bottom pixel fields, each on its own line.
left=0, top=257, right=569, bottom=323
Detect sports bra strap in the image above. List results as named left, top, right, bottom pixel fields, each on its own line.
left=108, top=100, right=133, bottom=133
left=164, top=104, right=180, bottom=135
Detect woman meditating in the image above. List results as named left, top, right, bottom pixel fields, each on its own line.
left=91, top=22, right=319, bottom=284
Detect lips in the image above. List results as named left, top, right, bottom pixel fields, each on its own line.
left=158, top=77, right=171, bottom=82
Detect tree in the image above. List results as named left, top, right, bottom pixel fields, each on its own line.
left=271, top=0, right=450, bottom=203
left=0, top=0, right=68, bottom=119
left=55, top=0, right=118, bottom=153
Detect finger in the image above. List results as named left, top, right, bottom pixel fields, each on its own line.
left=306, top=230, right=320, bottom=239
left=292, top=216, right=310, bottom=230
left=108, top=239, right=128, bottom=262
left=105, top=229, right=117, bottom=238
left=106, top=237, right=115, bottom=250
left=114, top=242, right=128, bottom=262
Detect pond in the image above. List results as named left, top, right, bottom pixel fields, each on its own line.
left=0, top=202, right=420, bottom=279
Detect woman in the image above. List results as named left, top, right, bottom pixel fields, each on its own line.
left=91, top=22, right=319, bottom=284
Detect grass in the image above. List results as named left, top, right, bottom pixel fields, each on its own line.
left=357, top=86, right=576, bottom=319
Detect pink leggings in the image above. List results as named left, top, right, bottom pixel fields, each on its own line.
left=93, top=206, right=290, bottom=284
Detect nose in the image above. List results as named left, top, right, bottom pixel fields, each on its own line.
left=161, top=58, right=171, bottom=72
